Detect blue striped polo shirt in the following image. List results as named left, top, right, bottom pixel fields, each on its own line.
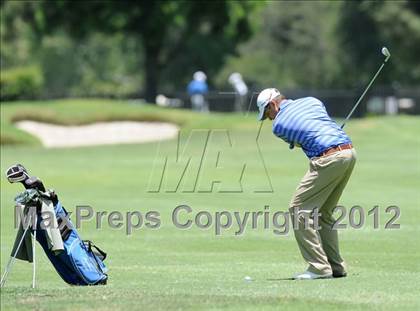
left=272, top=97, right=351, bottom=158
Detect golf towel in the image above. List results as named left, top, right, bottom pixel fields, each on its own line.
left=12, top=196, right=64, bottom=262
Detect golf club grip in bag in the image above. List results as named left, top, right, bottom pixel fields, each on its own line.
left=35, top=197, right=108, bottom=285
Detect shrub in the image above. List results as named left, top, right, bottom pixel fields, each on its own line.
left=0, top=66, right=44, bottom=100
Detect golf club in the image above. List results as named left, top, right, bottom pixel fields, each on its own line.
left=6, top=164, right=46, bottom=191
left=341, top=47, right=391, bottom=129
left=6, top=164, right=29, bottom=183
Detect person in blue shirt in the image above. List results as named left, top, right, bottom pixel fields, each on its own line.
left=187, top=71, right=209, bottom=112
left=257, top=88, right=356, bottom=280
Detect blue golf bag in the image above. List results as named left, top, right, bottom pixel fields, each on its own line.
left=5, top=164, right=108, bottom=286
left=35, top=198, right=108, bottom=285
left=13, top=188, right=108, bottom=286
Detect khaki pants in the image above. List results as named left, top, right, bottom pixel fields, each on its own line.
left=289, top=148, right=356, bottom=275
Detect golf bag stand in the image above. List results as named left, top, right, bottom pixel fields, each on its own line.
left=32, top=226, right=37, bottom=288
left=0, top=213, right=37, bottom=288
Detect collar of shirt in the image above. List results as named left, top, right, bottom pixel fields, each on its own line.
left=274, top=99, right=292, bottom=120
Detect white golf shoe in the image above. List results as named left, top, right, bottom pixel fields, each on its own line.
left=293, top=270, right=332, bottom=280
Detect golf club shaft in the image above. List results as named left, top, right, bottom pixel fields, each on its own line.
left=341, top=61, right=387, bottom=129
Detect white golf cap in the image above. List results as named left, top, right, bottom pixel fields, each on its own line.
left=256, top=88, right=282, bottom=121
left=193, top=71, right=207, bottom=81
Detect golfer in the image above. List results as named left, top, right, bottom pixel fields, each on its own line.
left=257, top=88, right=356, bottom=280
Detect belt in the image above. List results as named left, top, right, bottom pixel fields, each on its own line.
left=319, top=143, right=353, bottom=157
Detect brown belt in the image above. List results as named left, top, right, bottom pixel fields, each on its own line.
left=320, top=143, right=353, bottom=157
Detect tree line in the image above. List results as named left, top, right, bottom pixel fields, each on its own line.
left=1, top=0, right=419, bottom=102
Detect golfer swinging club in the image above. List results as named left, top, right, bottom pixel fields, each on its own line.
left=257, top=88, right=356, bottom=280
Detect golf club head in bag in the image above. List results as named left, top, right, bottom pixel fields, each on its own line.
left=6, top=164, right=29, bottom=183
left=6, top=164, right=46, bottom=191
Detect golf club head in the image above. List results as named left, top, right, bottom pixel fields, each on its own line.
left=24, top=176, right=46, bottom=192
left=6, top=164, right=29, bottom=183
left=381, top=47, right=391, bottom=62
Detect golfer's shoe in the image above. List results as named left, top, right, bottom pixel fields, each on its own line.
left=333, top=271, right=347, bottom=278
left=293, top=270, right=332, bottom=280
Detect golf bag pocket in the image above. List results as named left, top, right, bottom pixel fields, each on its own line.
left=67, top=236, right=108, bottom=285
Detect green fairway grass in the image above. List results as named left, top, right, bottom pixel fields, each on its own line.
left=1, top=99, right=420, bottom=310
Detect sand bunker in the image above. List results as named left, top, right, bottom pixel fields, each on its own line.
left=16, top=121, right=179, bottom=148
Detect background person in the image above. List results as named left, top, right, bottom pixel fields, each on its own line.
left=228, top=72, right=248, bottom=112
left=257, top=88, right=357, bottom=280
left=187, top=71, right=209, bottom=112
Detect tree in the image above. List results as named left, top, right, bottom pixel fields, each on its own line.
left=215, top=1, right=343, bottom=89
left=338, top=0, right=420, bottom=87
left=217, top=0, right=420, bottom=90
left=30, top=0, right=256, bottom=101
